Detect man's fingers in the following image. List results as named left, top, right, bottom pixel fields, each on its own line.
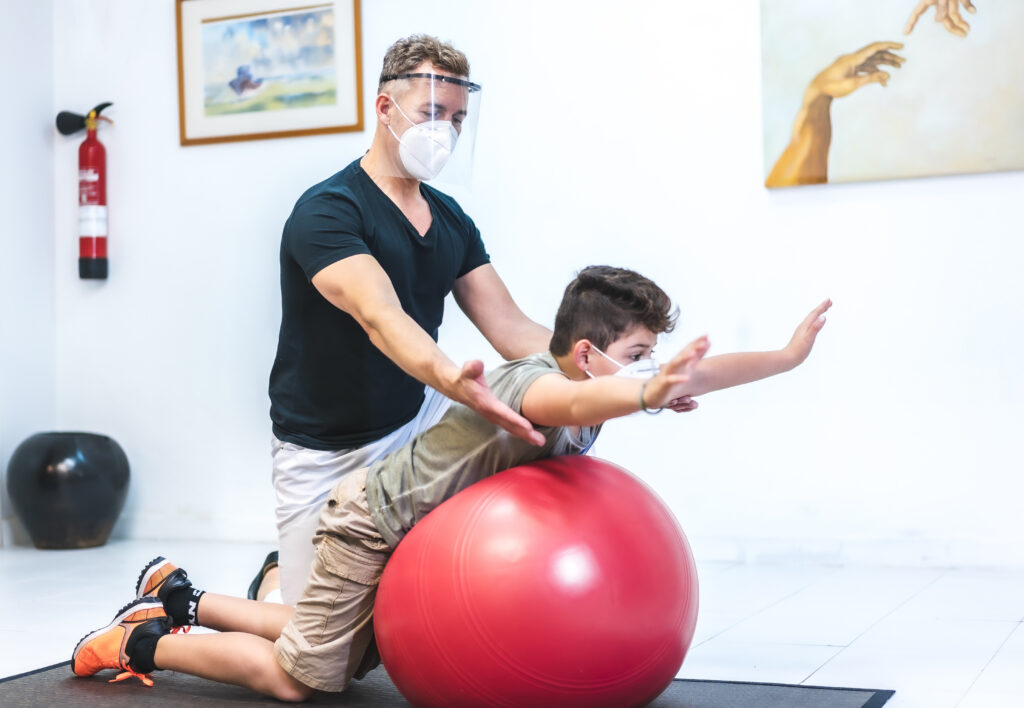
left=460, top=360, right=544, bottom=446
left=668, top=397, right=699, bottom=413
left=943, top=13, right=969, bottom=36
left=847, top=72, right=889, bottom=91
left=876, top=50, right=906, bottom=67
left=904, top=1, right=931, bottom=35
left=961, top=0, right=976, bottom=14
left=857, top=52, right=905, bottom=74
left=485, top=406, right=544, bottom=446
left=851, top=41, right=904, bottom=65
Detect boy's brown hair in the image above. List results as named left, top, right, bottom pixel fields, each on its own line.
left=549, top=266, right=678, bottom=356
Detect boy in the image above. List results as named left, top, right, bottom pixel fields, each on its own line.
left=72, top=266, right=830, bottom=701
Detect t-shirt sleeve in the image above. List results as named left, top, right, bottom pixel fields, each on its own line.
left=457, top=217, right=490, bottom=278
left=285, top=192, right=371, bottom=281
left=487, top=357, right=566, bottom=417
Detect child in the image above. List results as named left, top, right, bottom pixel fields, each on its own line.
left=72, top=266, right=830, bottom=700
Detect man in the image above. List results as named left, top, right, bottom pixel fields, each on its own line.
left=261, top=35, right=551, bottom=604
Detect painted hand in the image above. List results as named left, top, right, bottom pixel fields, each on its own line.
left=905, top=0, right=976, bottom=38
left=810, top=42, right=906, bottom=99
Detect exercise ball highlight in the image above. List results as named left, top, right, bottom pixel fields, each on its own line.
left=374, top=455, right=698, bottom=708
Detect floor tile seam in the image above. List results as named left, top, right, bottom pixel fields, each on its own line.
left=953, top=620, right=1023, bottom=708
left=798, top=568, right=951, bottom=684
left=797, top=644, right=848, bottom=686
left=697, top=565, right=946, bottom=648
left=693, top=566, right=845, bottom=648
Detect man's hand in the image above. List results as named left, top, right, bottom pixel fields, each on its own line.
left=448, top=360, right=546, bottom=446
left=783, top=299, right=832, bottom=368
left=905, top=0, right=976, bottom=38
left=810, top=42, right=906, bottom=99
left=642, top=336, right=711, bottom=410
left=665, top=396, right=699, bottom=413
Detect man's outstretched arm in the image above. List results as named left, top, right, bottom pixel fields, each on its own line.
left=312, top=254, right=544, bottom=445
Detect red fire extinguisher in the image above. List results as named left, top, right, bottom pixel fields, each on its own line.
left=56, top=102, right=114, bottom=279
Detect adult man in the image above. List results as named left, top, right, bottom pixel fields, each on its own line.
left=261, top=35, right=551, bottom=604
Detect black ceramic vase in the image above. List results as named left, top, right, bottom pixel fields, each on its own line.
left=6, top=432, right=130, bottom=549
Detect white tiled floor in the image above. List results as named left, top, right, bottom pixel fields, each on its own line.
left=2, top=539, right=1022, bottom=707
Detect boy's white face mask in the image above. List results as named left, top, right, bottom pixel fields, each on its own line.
left=586, top=345, right=660, bottom=379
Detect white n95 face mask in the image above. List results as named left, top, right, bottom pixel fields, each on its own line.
left=587, top=345, right=660, bottom=380
left=387, top=98, right=458, bottom=181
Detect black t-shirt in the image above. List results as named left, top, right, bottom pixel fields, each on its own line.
left=269, top=158, right=490, bottom=450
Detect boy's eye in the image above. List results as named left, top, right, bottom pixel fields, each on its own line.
left=629, top=353, right=643, bottom=362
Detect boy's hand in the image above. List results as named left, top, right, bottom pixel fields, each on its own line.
left=643, top=336, right=711, bottom=410
left=784, top=299, right=832, bottom=367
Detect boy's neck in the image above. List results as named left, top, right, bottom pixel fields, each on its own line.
left=552, top=351, right=588, bottom=381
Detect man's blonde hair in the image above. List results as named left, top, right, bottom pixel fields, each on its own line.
left=378, top=34, right=470, bottom=94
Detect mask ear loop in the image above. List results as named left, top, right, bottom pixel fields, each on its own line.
left=384, top=94, right=410, bottom=143
left=591, top=345, right=625, bottom=370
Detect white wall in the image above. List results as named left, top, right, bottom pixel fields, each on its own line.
left=45, top=1, right=1024, bottom=565
left=0, top=1, right=56, bottom=547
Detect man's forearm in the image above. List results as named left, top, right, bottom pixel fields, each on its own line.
left=496, top=320, right=553, bottom=360
left=362, top=305, right=460, bottom=396
left=765, top=92, right=833, bottom=187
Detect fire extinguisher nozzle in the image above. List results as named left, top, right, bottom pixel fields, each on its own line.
left=56, top=111, right=86, bottom=135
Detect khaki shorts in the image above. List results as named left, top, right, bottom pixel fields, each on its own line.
left=273, top=468, right=392, bottom=692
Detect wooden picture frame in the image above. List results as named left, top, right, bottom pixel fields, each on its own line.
left=175, top=0, right=363, bottom=146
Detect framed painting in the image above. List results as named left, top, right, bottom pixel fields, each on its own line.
left=761, top=0, right=1024, bottom=187
left=176, top=0, right=363, bottom=146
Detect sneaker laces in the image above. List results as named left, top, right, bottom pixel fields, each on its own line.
left=110, top=668, right=155, bottom=687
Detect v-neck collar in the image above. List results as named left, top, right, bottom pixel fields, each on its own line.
left=357, top=164, right=435, bottom=241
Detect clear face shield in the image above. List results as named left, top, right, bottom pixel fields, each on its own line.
left=380, top=72, right=481, bottom=187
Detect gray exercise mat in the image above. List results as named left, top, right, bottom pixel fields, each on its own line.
left=0, top=662, right=894, bottom=707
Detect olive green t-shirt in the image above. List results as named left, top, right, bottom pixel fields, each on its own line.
left=364, top=352, right=600, bottom=548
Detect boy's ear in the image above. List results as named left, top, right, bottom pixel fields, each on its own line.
left=572, top=339, right=593, bottom=373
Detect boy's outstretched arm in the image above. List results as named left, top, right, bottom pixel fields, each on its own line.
left=521, top=337, right=710, bottom=428
left=680, top=299, right=831, bottom=398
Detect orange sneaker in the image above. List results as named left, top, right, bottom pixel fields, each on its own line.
left=135, top=556, right=193, bottom=633
left=71, top=598, right=170, bottom=687
left=135, top=556, right=191, bottom=601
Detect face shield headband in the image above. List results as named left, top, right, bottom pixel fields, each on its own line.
left=380, top=73, right=482, bottom=186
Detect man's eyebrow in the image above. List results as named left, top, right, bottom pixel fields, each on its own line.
left=416, top=101, right=467, bottom=118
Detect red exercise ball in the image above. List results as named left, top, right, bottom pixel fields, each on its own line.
left=374, top=455, right=699, bottom=708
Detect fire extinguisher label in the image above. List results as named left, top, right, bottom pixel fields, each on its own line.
left=79, top=168, right=101, bottom=204
left=78, top=205, right=108, bottom=237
